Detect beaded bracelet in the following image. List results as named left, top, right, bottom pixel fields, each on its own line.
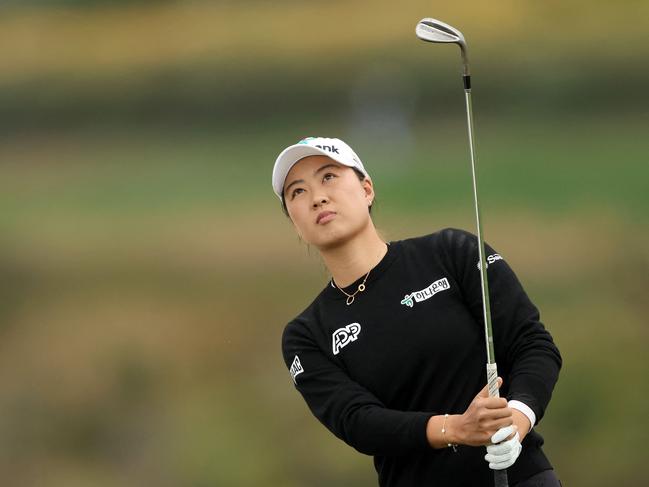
left=441, top=414, right=458, bottom=452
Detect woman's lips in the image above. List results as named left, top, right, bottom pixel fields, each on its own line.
left=316, top=211, right=337, bottom=224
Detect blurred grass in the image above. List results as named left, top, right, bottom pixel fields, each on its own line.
left=1, top=114, right=647, bottom=234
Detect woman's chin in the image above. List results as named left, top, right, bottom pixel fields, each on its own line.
left=303, top=217, right=370, bottom=250
left=308, top=229, right=348, bottom=251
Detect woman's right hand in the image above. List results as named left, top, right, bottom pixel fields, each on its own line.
left=448, top=377, right=513, bottom=447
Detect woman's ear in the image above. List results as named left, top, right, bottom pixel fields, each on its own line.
left=362, top=177, right=375, bottom=204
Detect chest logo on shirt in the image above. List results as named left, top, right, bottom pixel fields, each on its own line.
left=400, top=277, right=450, bottom=308
left=332, top=322, right=361, bottom=355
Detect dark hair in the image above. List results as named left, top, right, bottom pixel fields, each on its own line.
left=280, top=167, right=374, bottom=218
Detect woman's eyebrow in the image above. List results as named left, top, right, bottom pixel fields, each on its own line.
left=284, top=178, right=304, bottom=196
left=284, top=163, right=341, bottom=195
left=313, top=163, right=340, bottom=175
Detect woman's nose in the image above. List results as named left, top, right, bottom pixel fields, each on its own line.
left=312, top=196, right=328, bottom=208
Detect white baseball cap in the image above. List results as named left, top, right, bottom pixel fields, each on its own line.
left=272, top=136, right=369, bottom=200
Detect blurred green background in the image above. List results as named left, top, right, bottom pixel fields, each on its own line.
left=1, top=1, right=647, bottom=486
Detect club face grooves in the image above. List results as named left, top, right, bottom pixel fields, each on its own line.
left=420, top=20, right=457, bottom=38
left=416, top=17, right=465, bottom=46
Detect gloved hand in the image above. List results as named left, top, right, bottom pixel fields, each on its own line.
left=485, top=425, right=522, bottom=470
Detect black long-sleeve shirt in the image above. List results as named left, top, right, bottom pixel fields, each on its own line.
left=281, top=228, right=562, bottom=486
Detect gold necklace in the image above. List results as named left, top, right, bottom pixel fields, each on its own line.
left=333, top=269, right=371, bottom=306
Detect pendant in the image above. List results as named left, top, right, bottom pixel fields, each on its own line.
left=346, top=296, right=354, bottom=305
left=358, top=284, right=365, bottom=292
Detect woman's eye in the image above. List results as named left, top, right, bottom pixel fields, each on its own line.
left=323, top=173, right=336, bottom=181
left=291, top=188, right=304, bottom=199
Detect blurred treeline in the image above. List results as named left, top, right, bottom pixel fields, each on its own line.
left=1, top=0, right=648, bottom=131
left=0, top=1, right=648, bottom=486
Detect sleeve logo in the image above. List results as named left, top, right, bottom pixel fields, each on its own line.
left=332, top=322, right=361, bottom=355
left=401, top=277, right=450, bottom=308
left=476, top=253, right=503, bottom=270
left=289, top=355, right=304, bottom=384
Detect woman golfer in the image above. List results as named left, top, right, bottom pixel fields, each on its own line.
left=274, top=136, right=562, bottom=487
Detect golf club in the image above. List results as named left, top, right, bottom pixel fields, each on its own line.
left=416, top=17, right=509, bottom=487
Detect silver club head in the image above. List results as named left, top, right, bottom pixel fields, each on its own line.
left=416, top=18, right=470, bottom=75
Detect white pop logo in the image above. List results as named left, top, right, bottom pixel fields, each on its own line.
left=332, top=322, right=362, bottom=355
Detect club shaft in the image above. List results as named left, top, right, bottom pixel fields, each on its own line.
left=463, top=82, right=495, bottom=366
left=463, top=76, right=508, bottom=487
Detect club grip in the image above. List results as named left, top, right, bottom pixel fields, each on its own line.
left=486, top=362, right=499, bottom=398
left=494, top=469, right=509, bottom=487
left=487, top=363, right=509, bottom=486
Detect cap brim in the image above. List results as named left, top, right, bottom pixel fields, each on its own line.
left=272, top=145, right=357, bottom=199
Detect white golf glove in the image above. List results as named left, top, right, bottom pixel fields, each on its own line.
left=485, top=425, right=522, bottom=470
